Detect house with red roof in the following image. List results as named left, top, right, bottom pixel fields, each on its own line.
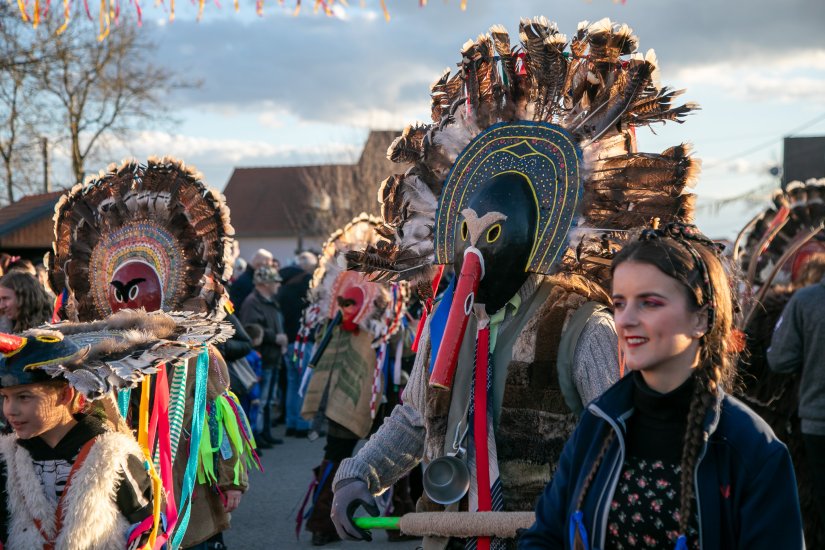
left=0, top=191, right=63, bottom=262
left=223, top=130, right=401, bottom=265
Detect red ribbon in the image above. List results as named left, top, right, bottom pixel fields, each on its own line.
left=474, top=325, right=492, bottom=550
left=412, top=265, right=444, bottom=352
left=147, top=365, right=177, bottom=544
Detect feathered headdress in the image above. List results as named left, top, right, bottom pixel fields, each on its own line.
left=49, top=156, right=235, bottom=322
left=737, top=178, right=825, bottom=324
left=302, top=213, right=407, bottom=340
left=0, top=309, right=233, bottom=399
left=347, top=17, right=700, bottom=288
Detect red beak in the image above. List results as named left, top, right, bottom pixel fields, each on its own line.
left=429, top=248, right=484, bottom=390
left=0, top=334, right=25, bottom=355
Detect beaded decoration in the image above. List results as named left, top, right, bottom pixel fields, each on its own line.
left=434, top=121, right=582, bottom=274
left=89, top=219, right=186, bottom=316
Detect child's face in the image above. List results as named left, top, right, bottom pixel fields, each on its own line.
left=0, top=383, right=72, bottom=440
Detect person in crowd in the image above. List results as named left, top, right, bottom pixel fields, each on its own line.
left=232, top=258, right=247, bottom=285
left=239, top=266, right=287, bottom=446
left=6, top=258, right=35, bottom=276
left=0, top=270, right=52, bottom=333
left=278, top=251, right=317, bottom=438
left=520, top=224, right=803, bottom=549
left=34, top=263, right=56, bottom=301
left=767, top=252, right=825, bottom=532
left=240, top=324, right=265, bottom=447
left=230, top=249, right=274, bottom=308
left=0, top=335, right=155, bottom=548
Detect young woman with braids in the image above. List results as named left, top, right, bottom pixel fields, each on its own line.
left=519, top=224, right=803, bottom=550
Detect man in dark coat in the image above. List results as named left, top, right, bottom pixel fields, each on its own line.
left=230, top=249, right=274, bottom=309
left=239, top=265, right=287, bottom=445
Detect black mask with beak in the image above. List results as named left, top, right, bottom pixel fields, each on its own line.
left=428, top=122, right=582, bottom=391
left=453, top=172, right=539, bottom=314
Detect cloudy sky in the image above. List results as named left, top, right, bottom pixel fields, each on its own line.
left=99, top=0, right=825, bottom=238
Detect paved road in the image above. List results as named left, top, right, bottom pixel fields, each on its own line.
left=225, top=425, right=421, bottom=550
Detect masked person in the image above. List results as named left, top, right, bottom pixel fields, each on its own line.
left=520, top=223, right=803, bottom=549
left=48, top=157, right=258, bottom=550
left=0, top=307, right=233, bottom=550
left=295, top=215, right=408, bottom=546
left=332, top=18, right=706, bottom=550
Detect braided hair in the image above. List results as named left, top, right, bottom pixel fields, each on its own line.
left=614, top=223, right=736, bottom=539
left=571, top=223, right=736, bottom=549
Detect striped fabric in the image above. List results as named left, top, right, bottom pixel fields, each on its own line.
left=167, top=360, right=189, bottom=461
left=466, top=323, right=506, bottom=550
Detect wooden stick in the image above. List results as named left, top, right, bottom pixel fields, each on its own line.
left=355, top=511, right=535, bottom=538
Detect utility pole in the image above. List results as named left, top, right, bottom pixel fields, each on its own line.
left=41, top=137, right=50, bottom=193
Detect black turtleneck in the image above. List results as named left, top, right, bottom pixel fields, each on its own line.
left=625, top=371, right=695, bottom=462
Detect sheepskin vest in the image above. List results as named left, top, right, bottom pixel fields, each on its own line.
left=422, top=283, right=590, bottom=513
left=0, top=431, right=137, bottom=550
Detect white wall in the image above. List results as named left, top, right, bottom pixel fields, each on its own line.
left=237, top=236, right=325, bottom=267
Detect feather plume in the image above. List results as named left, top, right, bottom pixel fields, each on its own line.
left=430, top=68, right=452, bottom=123
left=346, top=18, right=701, bottom=286
left=49, top=158, right=235, bottom=322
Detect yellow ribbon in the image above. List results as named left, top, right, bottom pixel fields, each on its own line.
left=137, top=377, right=164, bottom=550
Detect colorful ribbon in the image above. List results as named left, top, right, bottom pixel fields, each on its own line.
left=170, top=346, right=209, bottom=549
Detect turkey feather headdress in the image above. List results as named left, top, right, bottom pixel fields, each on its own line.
left=346, top=17, right=700, bottom=287
left=49, top=156, right=235, bottom=322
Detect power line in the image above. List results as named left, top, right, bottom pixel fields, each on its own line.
left=707, top=111, right=825, bottom=166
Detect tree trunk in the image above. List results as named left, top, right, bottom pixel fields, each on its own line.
left=4, top=162, right=13, bottom=204
left=71, top=120, right=83, bottom=185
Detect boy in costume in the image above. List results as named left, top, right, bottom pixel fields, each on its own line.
left=47, top=157, right=258, bottom=549
left=0, top=308, right=233, bottom=549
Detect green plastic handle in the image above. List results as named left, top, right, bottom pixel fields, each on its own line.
left=353, top=516, right=401, bottom=530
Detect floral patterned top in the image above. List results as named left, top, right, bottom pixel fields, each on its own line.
left=605, top=455, right=699, bottom=549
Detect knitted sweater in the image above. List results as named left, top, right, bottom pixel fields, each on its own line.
left=334, top=277, right=618, bottom=506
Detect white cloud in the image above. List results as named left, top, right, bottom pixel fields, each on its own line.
left=673, top=50, right=825, bottom=104
left=114, top=130, right=361, bottom=164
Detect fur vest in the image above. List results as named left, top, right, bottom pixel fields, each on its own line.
left=0, top=431, right=139, bottom=550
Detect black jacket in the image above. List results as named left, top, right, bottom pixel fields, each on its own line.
left=218, top=313, right=253, bottom=362
left=277, top=266, right=311, bottom=342
left=229, top=266, right=255, bottom=309
left=239, top=289, right=285, bottom=369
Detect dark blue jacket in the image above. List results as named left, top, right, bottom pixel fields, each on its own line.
left=519, top=373, right=803, bottom=550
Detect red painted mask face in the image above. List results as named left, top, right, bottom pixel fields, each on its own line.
left=108, top=261, right=163, bottom=313
left=337, top=286, right=365, bottom=323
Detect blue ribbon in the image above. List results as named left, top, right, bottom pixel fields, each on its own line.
left=117, top=388, right=131, bottom=419
left=170, top=346, right=210, bottom=549
left=674, top=534, right=688, bottom=550
left=568, top=510, right=589, bottom=550
left=428, top=278, right=455, bottom=373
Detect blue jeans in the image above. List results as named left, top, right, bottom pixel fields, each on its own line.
left=285, top=343, right=311, bottom=430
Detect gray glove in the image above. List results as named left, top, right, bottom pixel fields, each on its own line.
left=331, top=479, right=380, bottom=541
